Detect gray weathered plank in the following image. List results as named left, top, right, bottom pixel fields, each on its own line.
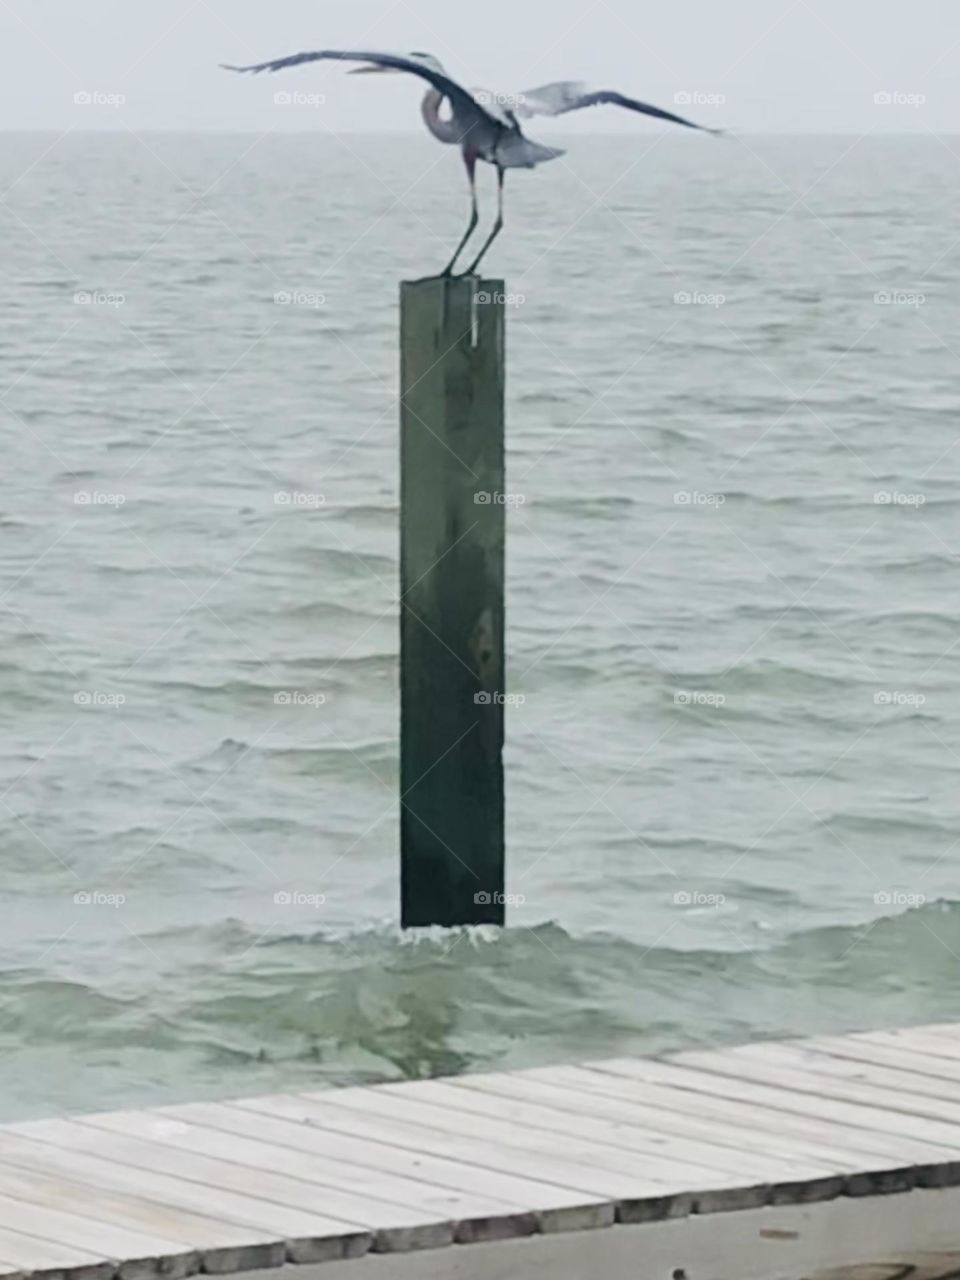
left=173, top=1094, right=665, bottom=1212
left=734, top=1039, right=960, bottom=1103
left=442, top=1065, right=893, bottom=1174
left=672, top=1044, right=960, bottom=1129
left=522, top=1064, right=945, bottom=1170
left=2, top=1123, right=365, bottom=1264
left=292, top=1084, right=776, bottom=1217
left=518, top=1065, right=923, bottom=1196
left=589, top=1055, right=960, bottom=1158
left=373, top=1074, right=843, bottom=1184
left=160, top=1102, right=547, bottom=1247
left=70, top=1111, right=452, bottom=1255
left=227, top=1095, right=613, bottom=1237
left=0, top=1229, right=110, bottom=1280
left=865, top=1027, right=960, bottom=1062
left=0, top=1192, right=194, bottom=1280
left=804, top=1033, right=960, bottom=1083
left=0, top=1157, right=281, bottom=1272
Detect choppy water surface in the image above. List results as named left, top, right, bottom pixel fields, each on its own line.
left=1, top=132, right=959, bottom=1120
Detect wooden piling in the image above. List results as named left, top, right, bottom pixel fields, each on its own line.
left=399, top=275, right=506, bottom=928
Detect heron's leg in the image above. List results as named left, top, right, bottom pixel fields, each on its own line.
left=441, top=150, right=480, bottom=277
left=461, top=166, right=505, bottom=277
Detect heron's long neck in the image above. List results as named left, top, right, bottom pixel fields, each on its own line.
left=421, top=89, right=462, bottom=144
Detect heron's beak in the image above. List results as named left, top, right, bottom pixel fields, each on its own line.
left=348, top=64, right=392, bottom=75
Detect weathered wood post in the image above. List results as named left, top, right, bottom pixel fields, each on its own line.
left=399, top=275, right=506, bottom=928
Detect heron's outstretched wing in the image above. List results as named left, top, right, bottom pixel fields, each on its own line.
left=512, top=81, right=590, bottom=117
left=516, top=81, right=723, bottom=134
left=222, top=49, right=501, bottom=133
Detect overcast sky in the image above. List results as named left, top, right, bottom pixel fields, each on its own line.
left=2, top=0, right=959, bottom=133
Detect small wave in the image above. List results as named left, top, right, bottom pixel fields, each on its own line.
left=200, top=736, right=396, bottom=775
left=538, top=495, right=635, bottom=516
left=818, top=811, right=957, bottom=840
left=675, top=658, right=872, bottom=695
left=718, top=488, right=862, bottom=509
left=145, top=677, right=299, bottom=701
left=272, top=653, right=396, bottom=680
left=860, top=609, right=959, bottom=633
left=326, top=504, right=399, bottom=525
left=266, top=739, right=397, bottom=773
left=879, top=552, right=958, bottom=573
left=280, top=600, right=388, bottom=624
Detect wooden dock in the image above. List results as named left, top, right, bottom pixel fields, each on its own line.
left=3, top=1022, right=960, bottom=1280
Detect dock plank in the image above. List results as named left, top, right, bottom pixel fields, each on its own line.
left=866, top=1027, right=960, bottom=1062
left=157, top=1101, right=550, bottom=1246
left=588, top=1054, right=960, bottom=1154
left=0, top=1228, right=110, bottom=1280
left=443, top=1066, right=897, bottom=1173
left=803, top=1034, right=960, bottom=1083
left=0, top=1190, right=196, bottom=1280
left=69, top=1112, right=452, bottom=1255
left=293, top=1082, right=773, bottom=1214
left=1, top=1124, right=365, bottom=1264
left=6, top=1020, right=960, bottom=1280
left=225, top=1096, right=613, bottom=1237
left=0, top=1157, right=283, bottom=1272
left=730, top=1039, right=960, bottom=1103
left=525, top=1063, right=946, bottom=1169
left=671, top=1045, right=960, bottom=1131
left=177, top=1094, right=686, bottom=1216
left=371, top=1074, right=845, bottom=1187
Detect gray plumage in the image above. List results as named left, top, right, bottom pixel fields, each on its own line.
left=221, top=50, right=555, bottom=169
left=222, top=48, right=721, bottom=275
left=515, top=80, right=723, bottom=134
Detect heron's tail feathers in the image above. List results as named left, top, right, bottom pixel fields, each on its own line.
left=497, top=135, right=566, bottom=169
